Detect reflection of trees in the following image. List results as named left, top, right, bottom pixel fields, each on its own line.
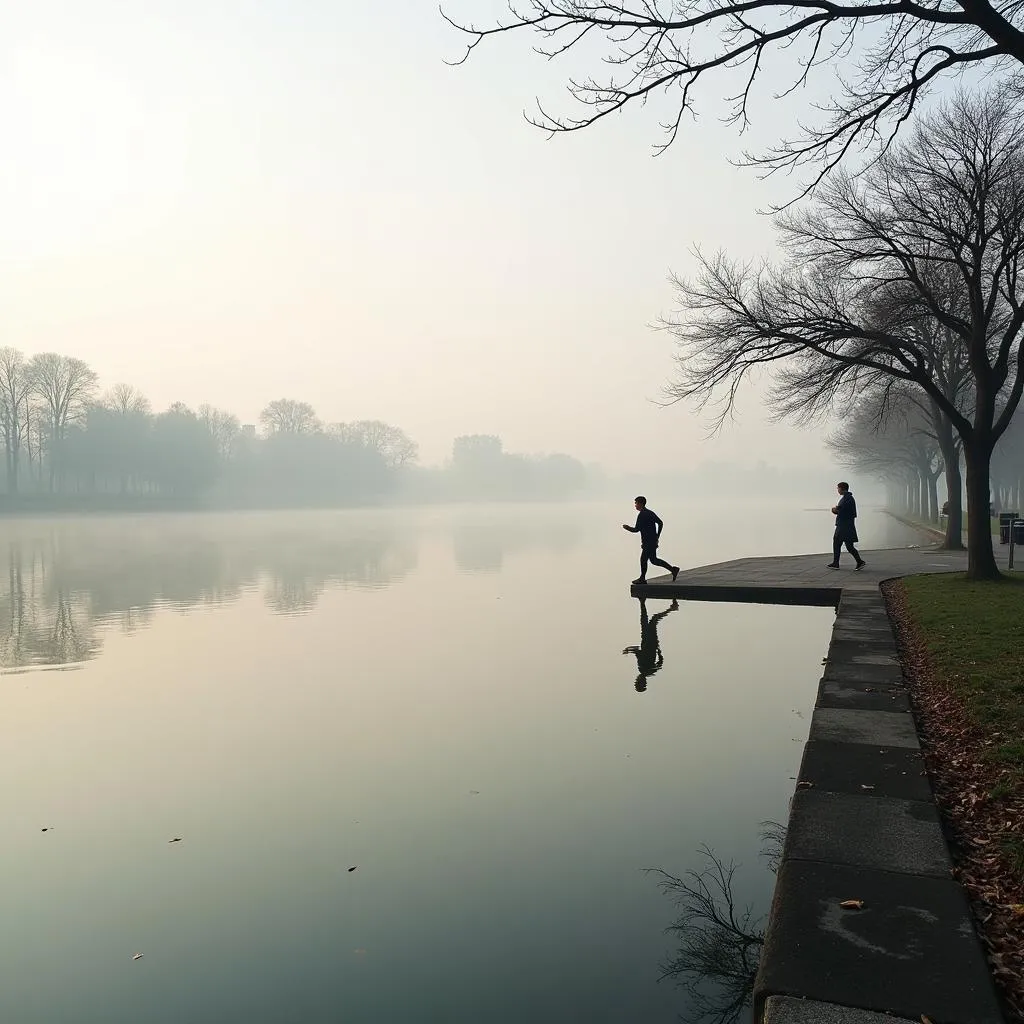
left=0, top=515, right=419, bottom=669
left=0, top=543, right=99, bottom=669
left=451, top=511, right=583, bottom=573
left=648, top=822, right=785, bottom=1024
left=259, top=530, right=413, bottom=613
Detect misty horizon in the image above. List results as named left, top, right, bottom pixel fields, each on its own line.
left=0, top=1, right=841, bottom=481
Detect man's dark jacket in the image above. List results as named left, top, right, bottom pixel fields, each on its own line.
left=628, top=507, right=662, bottom=549
left=834, top=492, right=859, bottom=543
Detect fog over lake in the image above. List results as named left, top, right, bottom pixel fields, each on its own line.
left=0, top=502, right=925, bottom=1023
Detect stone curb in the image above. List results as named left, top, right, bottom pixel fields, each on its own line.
left=753, top=587, right=1005, bottom=1024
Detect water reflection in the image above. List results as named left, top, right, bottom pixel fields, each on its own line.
left=0, top=545, right=100, bottom=669
left=650, top=822, right=784, bottom=1024
left=0, top=517, right=416, bottom=670
left=451, top=511, right=582, bottom=573
left=0, top=508, right=593, bottom=671
left=623, top=597, right=680, bottom=692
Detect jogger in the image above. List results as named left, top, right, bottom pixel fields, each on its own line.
left=622, top=496, right=680, bottom=584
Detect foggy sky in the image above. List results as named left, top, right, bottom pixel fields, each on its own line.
left=0, top=0, right=851, bottom=475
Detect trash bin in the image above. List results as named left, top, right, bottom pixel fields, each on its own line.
left=1014, top=520, right=1024, bottom=545
left=1000, top=511, right=1019, bottom=544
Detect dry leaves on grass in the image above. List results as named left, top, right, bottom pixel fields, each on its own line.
left=885, top=581, right=1024, bottom=1023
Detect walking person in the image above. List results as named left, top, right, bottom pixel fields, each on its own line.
left=622, top=496, right=680, bottom=585
left=827, top=481, right=866, bottom=570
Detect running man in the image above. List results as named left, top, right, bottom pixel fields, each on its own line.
left=622, top=496, right=680, bottom=585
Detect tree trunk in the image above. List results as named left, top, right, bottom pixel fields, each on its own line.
left=964, top=441, right=1000, bottom=580
left=942, top=448, right=964, bottom=549
left=928, top=471, right=940, bottom=527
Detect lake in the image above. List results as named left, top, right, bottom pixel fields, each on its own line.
left=0, top=501, right=924, bottom=1023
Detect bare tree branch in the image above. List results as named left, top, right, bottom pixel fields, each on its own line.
left=442, top=0, right=1024, bottom=194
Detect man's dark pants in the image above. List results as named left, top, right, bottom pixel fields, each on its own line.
left=832, top=529, right=862, bottom=565
left=641, top=544, right=674, bottom=578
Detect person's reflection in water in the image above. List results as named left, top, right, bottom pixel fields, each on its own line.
left=622, top=597, right=679, bottom=692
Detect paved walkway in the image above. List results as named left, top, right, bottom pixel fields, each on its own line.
left=631, top=543, right=1018, bottom=604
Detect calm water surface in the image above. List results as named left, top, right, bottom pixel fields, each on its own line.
left=0, top=502, right=923, bottom=1023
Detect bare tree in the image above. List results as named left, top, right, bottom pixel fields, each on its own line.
left=662, top=91, right=1024, bottom=580
left=198, top=404, right=242, bottom=460
left=104, top=383, right=151, bottom=417
left=21, top=400, right=46, bottom=488
left=331, top=420, right=419, bottom=468
left=445, top=1, right=1024, bottom=192
left=993, top=406, right=1024, bottom=511
left=26, top=354, right=98, bottom=491
left=774, top=272, right=966, bottom=544
left=259, top=399, right=321, bottom=436
left=0, top=348, right=31, bottom=494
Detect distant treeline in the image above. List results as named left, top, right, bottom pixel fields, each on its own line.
left=0, top=349, right=589, bottom=510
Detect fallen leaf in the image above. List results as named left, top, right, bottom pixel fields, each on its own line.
left=839, top=899, right=865, bottom=909
left=132, top=953, right=144, bottom=961
left=41, top=828, right=51, bottom=832
left=860, top=784, right=876, bottom=791
left=168, top=838, right=182, bottom=843
left=348, top=866, right=357, bottom=872
left=796, top=781, right=814, bottom=789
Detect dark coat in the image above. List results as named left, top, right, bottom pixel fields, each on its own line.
left=628, top=507, right=663, bottom=548
left=834, top=492, right=859, bottom=543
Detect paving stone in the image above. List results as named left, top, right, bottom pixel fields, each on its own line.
left=825, top=640, right=901, bottom=664
left=829, top=626, right=896, bottom=643
left=797, top=741, right=930, bottom=800
left=816, top=678, right=910, bottom=712
left=821, top=660, right=905, bottom=685
left=810, top=708, right=919, bottom=748
left=754, top=861, right=1004, bottom=1024
left=784, top=790, right=950, bottom=876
